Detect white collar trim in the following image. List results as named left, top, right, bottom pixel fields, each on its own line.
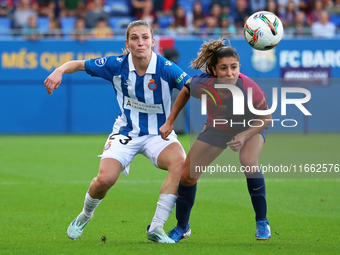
left=128, top=52, right=157, bottom=74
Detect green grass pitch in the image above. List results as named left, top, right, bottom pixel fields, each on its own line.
left=0, top=133, right=339, bottom=254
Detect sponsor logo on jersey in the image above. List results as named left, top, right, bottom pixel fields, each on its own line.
left=165, top=61, right=172, bottom=66
left=176, top=72, right=187, bottom=83
left=116, top=57, right=123, bottom=62
left=148, top=79, right=157, bottom=90
left=123, top=96, right=163, bottom=114
left=95, top=57, right=107, bottom=67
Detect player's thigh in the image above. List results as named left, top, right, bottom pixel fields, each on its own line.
left=140, top=134, right=185, bottom=172
left=157, top=141, right=186, bottom=173
left=239, top=133, right=264, bottom=171
left=100, top=132, right=140, bottom=176
left=97, top=158, right=123, bottom=186
left=182, top=139, right=224, bottom=181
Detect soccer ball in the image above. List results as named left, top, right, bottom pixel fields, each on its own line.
left=244, top=11, right=283, bottom=51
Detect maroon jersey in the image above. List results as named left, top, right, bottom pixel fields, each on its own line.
left=189, top=73, right=267, bottom=131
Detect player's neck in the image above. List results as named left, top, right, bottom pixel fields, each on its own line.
left=132, top=54, right=152, bottom=76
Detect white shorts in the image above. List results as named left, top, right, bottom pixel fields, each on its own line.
left=99, top=132, right=180, bottom=176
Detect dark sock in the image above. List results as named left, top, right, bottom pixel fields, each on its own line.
left=245, top=170, right=267, bottom=222
left=176, top=182, right=197, bottom=229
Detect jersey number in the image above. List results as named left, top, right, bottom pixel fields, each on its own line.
left=109, top=133, right=132, bottom=145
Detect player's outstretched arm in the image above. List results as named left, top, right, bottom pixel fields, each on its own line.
left=44, top=60, right=85, bottom=95
left=160, top=86, right=190, bottom=140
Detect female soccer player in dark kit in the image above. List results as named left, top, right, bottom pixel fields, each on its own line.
left=160, top=38, right=272, bottom=242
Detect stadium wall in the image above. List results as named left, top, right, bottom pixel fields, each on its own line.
left=0, top=38, right=339, bottom=134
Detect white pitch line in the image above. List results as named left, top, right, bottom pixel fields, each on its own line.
left=0, top=178, right=339, bottom=185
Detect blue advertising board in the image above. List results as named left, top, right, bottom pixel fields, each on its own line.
left=0, top=38, right=339, bottom=133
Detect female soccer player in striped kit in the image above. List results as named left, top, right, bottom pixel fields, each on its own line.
left=160, top=38, right=272, bottom=242
left=44, top=20, right=190, bottom=243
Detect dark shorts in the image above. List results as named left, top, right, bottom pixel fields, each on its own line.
left=197, top=124, right=267, bottom=149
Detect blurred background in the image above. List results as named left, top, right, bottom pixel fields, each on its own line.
left=0, top=0, right=339, bottom=134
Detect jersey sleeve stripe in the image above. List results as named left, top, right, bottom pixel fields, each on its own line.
left=256, top=96, right=267, bottom=109
left=160, top=77, right=171, bottom=128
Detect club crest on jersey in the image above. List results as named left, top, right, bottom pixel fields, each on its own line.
left=148, top=79, right=157, bottom=90
left=95, top=57, right=107, bottom=67
left=104, top=141, right=111, bottom=150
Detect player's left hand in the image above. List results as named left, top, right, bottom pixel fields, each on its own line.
left=159, top=121, right=173, bottom=141
left=227, top=133, right=247, bottom=152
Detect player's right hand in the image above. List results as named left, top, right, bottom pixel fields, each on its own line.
left=159, top=121, right=173, bottom=141
left=44, top=69, right=63, bottom=95
left=227, top=132, right=247, bottom=152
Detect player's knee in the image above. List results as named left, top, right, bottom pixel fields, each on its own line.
left=95, top=174, right=117, bottom=191
left=181, top=178, right=197, bottom=186
left=168, top=156, right=185, bottom=175
left=180, top=172, right=197, bottom=186
left=240, top=157, right=258, bottom=173
left=240, top=154, right=258, bottom=167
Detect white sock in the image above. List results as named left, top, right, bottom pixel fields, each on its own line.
left=149, top=194, right=177, bottom=232
left=82, top=192, right=101, bottom=217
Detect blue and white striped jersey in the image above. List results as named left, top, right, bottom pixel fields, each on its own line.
left=85, top=52, right=189, bottom=137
